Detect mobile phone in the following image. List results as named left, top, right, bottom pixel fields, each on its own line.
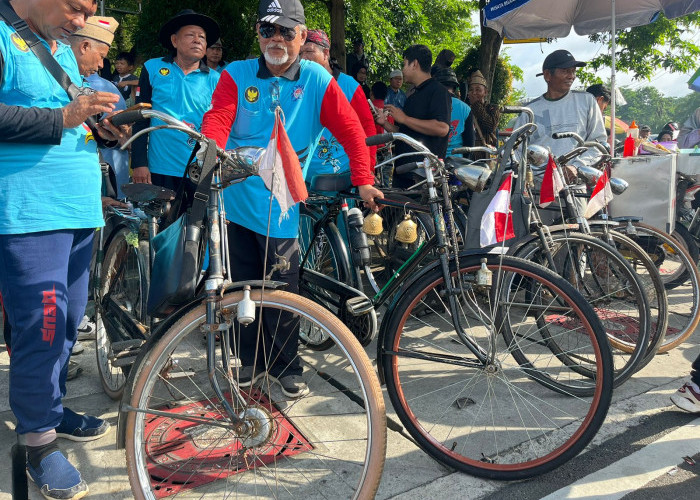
left=367, top=99, right=377, bottom=114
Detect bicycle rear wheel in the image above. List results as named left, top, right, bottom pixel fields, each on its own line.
left=96, top=227, right=149, bottom=400
left=620, top=222, right=700, bottom=353
left=124, top=289, right=386, bottom=499
left=514, top=232, right=651, bottom=388
left=381, top=254, right=613, bottom=480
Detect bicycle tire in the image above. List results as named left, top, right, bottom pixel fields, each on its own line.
left=124, top=289, right=386, bottom=499
left=622, top=222, right=700, bottom=353
left=514, top=232, right=651, bottom=388
left=585, top=228, right=667, bottom=371
left=381, top=254, right=613, bottom=479
left=299, top=206, right=353, bottom=350
left=665, top=223, right=700, bottom=289
left=96, top=227, right=149, bottom=400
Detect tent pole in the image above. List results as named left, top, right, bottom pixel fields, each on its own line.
left=610, top=0, right=617, bottom=155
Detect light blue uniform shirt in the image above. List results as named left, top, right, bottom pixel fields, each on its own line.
left=307, top=72, right=359, bottom=177
left=142, top=57, right=220, bottom=177
left=446, top=96, right=471, bottom=157
left=222, top=58, right=332, bottom=238
left=0, top=25, right=102, bottom=234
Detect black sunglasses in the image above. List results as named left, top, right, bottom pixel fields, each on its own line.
left=258, top=23, right=297, bottom=42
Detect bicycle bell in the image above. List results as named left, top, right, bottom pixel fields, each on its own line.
left=453, top=164, right=492, bottom=193
left=363, top=212, right=384, bottom=236
left=395, top=214, right=418, bottom=244
left=609, top=177, right=629, bottom=195
left=526, top=144, right=549, bottom=167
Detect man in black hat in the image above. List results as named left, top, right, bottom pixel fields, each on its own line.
left=514, top=49, right=607, bottom=222
left=202, top=0, right=382, bottom=398
left=132, top=9, right=221, bottom=190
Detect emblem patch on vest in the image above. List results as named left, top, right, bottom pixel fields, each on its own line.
left=10, top=33, right=29, bottom=52
left=245, top=86, right=259, bottom=103
left=292, top=85, right=304, bottom=101
left=159, top=68, right=170, bottom=76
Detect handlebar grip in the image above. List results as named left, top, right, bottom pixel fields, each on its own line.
left=501, top=106, right=523, bottom=114
left=552, top=132, right=575, bottom=139
left=107, top=109, right=147, bottom=127
left=366, top=133, right=394, bottom=146
left=394, top=162, right=423, bottom=175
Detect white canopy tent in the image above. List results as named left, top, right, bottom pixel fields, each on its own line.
left=484, top=0, right=700, bottom=152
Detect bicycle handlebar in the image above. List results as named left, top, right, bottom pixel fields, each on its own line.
left=552, top=132, right=609, bottom=156
left=501, top=105, right=534, bottom=124
left=365, top=133, right=394, bottom=146
left=109, top=109, right=148, bottom=127
left=394, top=161, right=424, bottom=175
left=452, top=146, right=498, bottom=156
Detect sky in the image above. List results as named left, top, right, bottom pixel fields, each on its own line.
left=468, top=12, right=698, bottom=102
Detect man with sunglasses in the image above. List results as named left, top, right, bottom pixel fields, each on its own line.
left=202, top=0, right=382, bottom=398
left=132, top=9, right=221, bottom=193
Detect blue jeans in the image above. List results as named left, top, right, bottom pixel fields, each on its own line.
left=0, top=229, right=93, bottom=434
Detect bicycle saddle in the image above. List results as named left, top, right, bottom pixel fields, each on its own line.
left=121, top=183, right=176, bottom=202
left=309, top=172, right=353, bottom=193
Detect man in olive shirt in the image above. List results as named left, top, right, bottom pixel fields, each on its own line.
left=374, top=44, right=451, bottom=189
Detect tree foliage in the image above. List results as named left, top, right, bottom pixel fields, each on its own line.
left=580, top=12, right=700, bottom=86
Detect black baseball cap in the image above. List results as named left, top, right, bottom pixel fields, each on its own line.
left=258, top=0, right=305, bottom=28
left=537, top=49, right=586, bottom=77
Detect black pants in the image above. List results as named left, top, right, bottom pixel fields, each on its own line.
left=692, top=353, right=700, bottom=386
left=227, top=222, right=302, bottom=376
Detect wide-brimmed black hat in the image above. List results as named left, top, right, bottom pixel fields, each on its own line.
left=159, top=9, right=220, bottom=51
left=537, top=49, right=586, bottom=77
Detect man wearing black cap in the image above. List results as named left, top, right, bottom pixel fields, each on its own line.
left=201, top=0, right=382, bottom=398
left=514, top=49, right=606, bottom=221
left=132, top=9, right=221, bottom=190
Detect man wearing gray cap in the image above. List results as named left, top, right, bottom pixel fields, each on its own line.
left=385, top=69, right=406, bottom=108
left=514, top=49, right=607, bottom=222
left=202, top=0, right=382, bottom=398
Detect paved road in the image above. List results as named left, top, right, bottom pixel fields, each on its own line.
left=0, top=312, right=698, bottom=499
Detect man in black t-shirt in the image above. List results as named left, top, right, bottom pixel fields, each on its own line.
left=374, top=44, right=451, bottom=189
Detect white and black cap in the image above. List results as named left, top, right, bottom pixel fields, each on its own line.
left=258, top=0, right=305, bottom=28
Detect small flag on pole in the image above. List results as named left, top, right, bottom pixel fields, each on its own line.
left=538, top=155, right=565, bottom=208
left=583, top=170, right=613, bottom=219
left=480, top=172, right=516, bottom=247
left=259, top=108, right=308, bottom=222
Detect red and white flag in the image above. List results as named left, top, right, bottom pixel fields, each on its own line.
left=480, top=172, right=516, bottom=247
left=259, top=109, right=308, bottom=222
left=538, top=155, right=565, bottom=208
left=583, top=169, right=613, bottom=219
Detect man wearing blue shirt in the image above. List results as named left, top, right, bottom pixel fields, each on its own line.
left=202, top=0, right=382, bottom=398
left=384, top=69, right=406, bottom=109
left=434, top=67, right=472, bottom=157
left=132, top=9, right=221, bottom=192
left=300, top=28, right=377, bottom=177
left=0, top=1, right=124, bottom=498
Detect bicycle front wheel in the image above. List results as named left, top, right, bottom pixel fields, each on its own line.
left=381, top=255, right=613, bottom=480
left=124, top=289, right=386, bottom=499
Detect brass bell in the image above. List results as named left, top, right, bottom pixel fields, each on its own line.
left=395, top=214, right=418, bottom=244
left=363, top=212, right=384, bottom=236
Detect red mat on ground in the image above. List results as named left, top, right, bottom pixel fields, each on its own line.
left=143, top=389, right=313, bottom=498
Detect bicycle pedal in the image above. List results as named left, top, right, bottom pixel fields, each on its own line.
left=113, top=355, right=139, bottom=368
left=345, top=296, right=374, bottom=316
